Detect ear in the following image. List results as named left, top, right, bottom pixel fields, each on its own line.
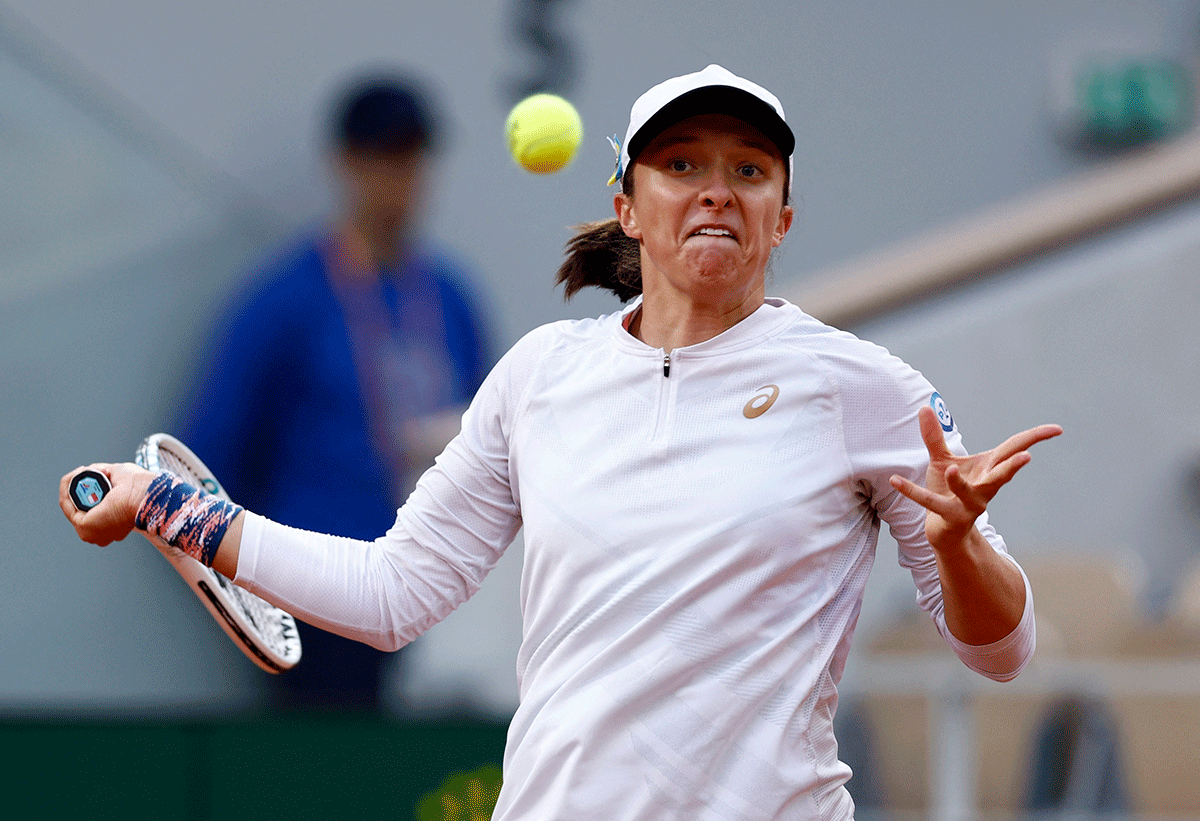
left=772, top=205, right=795, bottom=248
left=614, top=192, right=642, bottom=240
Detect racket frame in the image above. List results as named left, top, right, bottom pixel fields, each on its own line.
left=135, top=433, right=301, bottom=673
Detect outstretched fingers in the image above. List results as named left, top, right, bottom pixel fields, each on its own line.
left=893, top=465, right=985, bottom=524
left=889, top=473, right=954, bottom=517
left=990, top=423, right=1063, bottom=464
left=983, top=448, right=1035, bottom=488
left=897, top=410, right=1062, bottom=512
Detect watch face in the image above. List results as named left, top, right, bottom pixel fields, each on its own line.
left=70, top=471, right=110, bottom=511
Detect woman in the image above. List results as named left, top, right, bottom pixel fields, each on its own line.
left=62, top=64, right=1061, bottom=819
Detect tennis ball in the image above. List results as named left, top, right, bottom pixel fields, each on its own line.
left=506, top=93, right=583, bottom=174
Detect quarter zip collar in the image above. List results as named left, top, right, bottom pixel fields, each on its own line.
left=612, top=295, right=797, bottom=360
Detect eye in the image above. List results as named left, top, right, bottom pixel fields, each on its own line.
left=667, top=158, right=694, bottom=173
left=736, top=163, right=764, bottom=179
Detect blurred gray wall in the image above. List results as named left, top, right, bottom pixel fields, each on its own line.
left=2, top=0, right=1198, bottom=715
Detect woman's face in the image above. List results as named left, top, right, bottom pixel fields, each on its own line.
left=615, top=114, right=793, bottom=312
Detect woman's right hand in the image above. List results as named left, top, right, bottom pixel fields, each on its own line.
left=59, top=463, right=157, bottom=547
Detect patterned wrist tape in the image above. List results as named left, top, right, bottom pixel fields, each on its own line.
left=134, top=472, right=243, bottom=567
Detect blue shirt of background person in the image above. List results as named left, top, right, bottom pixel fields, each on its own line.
left=181, top=235, right=491, bottom=540
left=178, top=71, right=493, bottom=711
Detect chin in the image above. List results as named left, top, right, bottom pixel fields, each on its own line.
left=685, top=247, right=742, bottom=276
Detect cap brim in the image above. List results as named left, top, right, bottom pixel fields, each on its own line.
left=625, top=85, right=795, bottom=168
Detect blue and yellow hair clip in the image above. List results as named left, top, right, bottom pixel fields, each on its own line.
left=607, top=134, right=623, bottom=186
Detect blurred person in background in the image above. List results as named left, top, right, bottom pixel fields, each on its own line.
left=178, top=70, right=493, bottom=712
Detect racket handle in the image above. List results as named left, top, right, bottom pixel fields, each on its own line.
left=69, top=470, right=112, bottom=512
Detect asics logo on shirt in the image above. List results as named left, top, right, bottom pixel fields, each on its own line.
left=743, top=385, right=780, bottom=418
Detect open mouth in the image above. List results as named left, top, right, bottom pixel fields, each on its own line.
left=690, top=227, right=736, bottom=240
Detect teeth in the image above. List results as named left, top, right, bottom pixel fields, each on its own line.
left=694, top=228, right=732, bottom=237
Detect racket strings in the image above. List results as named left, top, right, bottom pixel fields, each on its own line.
left=154, top=446, right=210, bottom=494
left=227, top=582, right=300, bottom=655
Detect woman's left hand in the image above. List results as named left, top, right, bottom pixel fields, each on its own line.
left=890, top=406, right=1062, bottom=552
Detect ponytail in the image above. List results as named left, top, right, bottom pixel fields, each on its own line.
left=556, top=171, right=642, bottom=302
left=555, top=218, right=642, bottom=302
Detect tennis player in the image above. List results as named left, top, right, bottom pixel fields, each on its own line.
left=62, top=64, right=1061, bottom=819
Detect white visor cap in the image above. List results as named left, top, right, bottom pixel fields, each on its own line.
left=616, top=64, right=794, bottom=194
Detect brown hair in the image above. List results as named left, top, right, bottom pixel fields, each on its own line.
left=555, top=174, right=642, bottom=302
left=555, top=159, right=791, bottom=302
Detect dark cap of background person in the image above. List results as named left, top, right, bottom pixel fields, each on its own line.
left=331, top=74, right=440, bottom=155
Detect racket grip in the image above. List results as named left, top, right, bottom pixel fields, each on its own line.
left=69, top=470, right=112, bottom=512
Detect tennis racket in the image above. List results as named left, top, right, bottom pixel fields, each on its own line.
left=133, top=433, right=302, bottom=674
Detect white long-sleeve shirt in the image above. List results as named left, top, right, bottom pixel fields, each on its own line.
left=236, top=296, right=1035, bottom=820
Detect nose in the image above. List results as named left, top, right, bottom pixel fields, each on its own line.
left=698, top=169, right=734, bottom=208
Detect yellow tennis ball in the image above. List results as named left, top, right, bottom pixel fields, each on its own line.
left=506, top=93, right=583, bottom=174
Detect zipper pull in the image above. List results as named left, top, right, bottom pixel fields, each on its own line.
left=663, top=353, right=671, bottom=377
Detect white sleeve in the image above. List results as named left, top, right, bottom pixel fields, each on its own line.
left=939, top=559, right=1036, bottom=682
left=838, top=340, right=1036, bottom=680
left=232, top=332, right=536, bottom=651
